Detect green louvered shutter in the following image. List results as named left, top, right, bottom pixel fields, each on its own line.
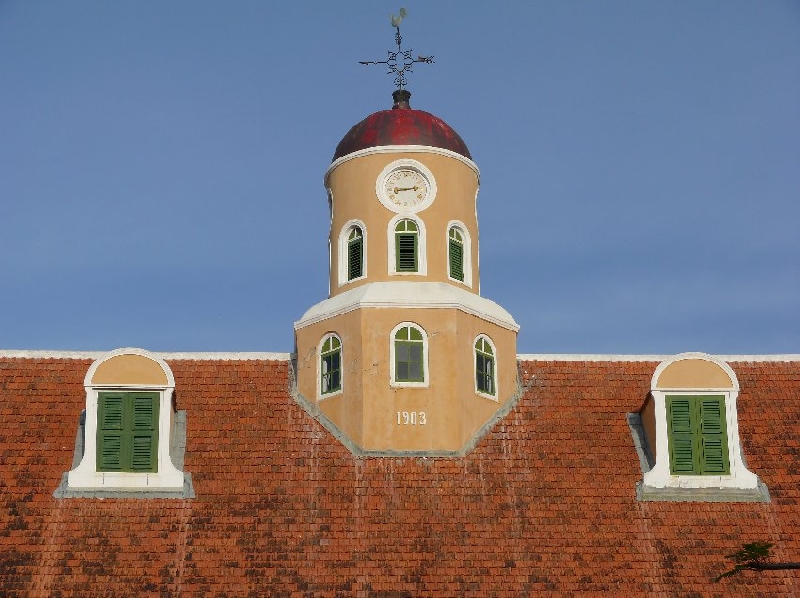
left=667, top=395, right=729, bottom=475
left=130, top=394, right=159, bottom=472
left=396, top=234, right=418, bottom=272
left=449, top=238, right=464, bottom=281
left=97, top=394, right=124, bottom=471
left=97, top=392, right=159, bottom=473
left=348, top=235, right=363, bottom=280
left=699, top=396, right=729, bottom=474
left=667, top=396, right=696, bottom=474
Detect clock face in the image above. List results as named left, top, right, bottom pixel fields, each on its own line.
left=376, top=160, right=437, bottom=213
left=384, top=169, right=428, bottom=208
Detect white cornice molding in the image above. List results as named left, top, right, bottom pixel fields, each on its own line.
left=0, top=350, right=290, bottom=361
left=294, top=282, right=519, bottom=332
left=2, top=350, right=797, bottom=363
left=325, top=145, right=480, bottom=184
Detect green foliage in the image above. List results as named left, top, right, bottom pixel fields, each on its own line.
left=715, top=541, right=774, bottom=582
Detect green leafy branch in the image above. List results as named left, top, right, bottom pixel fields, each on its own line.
left=715, top=541, right=800, bottom=582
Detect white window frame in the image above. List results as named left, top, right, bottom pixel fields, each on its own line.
left=642, top=353, right=759, bottom=491
left=389, top=322, right=430, bottom=388
left=388, top=214, right=427, bottom=276
left=337, top=220, right=367, bottom=287
left=317, top=333, right=343, bottom=400
left=474, top=334, right=498, bottom=401
left=446, top=221, right=473, bottom=288
left=67, top=348, right=185, bottom=491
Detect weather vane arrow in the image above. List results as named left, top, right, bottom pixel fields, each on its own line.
left=359, top=7, right=434, bottom=90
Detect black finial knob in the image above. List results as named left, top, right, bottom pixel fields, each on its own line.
left=392, top=89, right=411, bottom=109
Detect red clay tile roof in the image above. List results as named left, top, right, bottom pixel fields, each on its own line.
left=1, top=356, right=799, bottom=595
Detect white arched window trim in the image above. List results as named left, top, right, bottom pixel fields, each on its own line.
left=389, top=322, right=430, bottom=388
left=446, top=220, right=473, bottom=289
left=337, top=219, right=367, bottom=287
left=67, top=348, right=185, bottom=492
left=387, top=214, right=427, bottom=276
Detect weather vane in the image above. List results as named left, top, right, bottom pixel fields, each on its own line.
left=358, top=8, right=434, bottom=90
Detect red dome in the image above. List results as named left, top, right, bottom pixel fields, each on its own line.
left=333, top=91, right=471, bottom=161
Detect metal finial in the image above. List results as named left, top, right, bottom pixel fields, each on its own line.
left=358, top=8, right=434, bottom=90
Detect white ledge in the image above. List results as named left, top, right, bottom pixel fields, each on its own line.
left=294, top=282, right=519, bottom=332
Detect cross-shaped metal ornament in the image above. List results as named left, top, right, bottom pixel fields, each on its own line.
left=359, top=8, right=434, bottom=90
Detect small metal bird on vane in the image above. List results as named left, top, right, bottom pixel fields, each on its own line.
left=358, top=7, right=434, bottom=90
left=390, top=7, right=407, bottom=28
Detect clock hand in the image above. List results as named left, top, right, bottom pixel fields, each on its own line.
left=393, top=186, right=419, bottom=193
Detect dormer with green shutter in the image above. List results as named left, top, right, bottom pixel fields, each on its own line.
left=59, top=348, right=192, bottom=497
left=635, top=353, right=768, bottom=502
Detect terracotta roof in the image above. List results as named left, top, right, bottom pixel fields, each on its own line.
left=333, top=107, right=472, bottom=161
left=1, top=356, right=799, bottom=595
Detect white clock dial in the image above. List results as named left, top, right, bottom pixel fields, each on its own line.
left=376, top=159, right=437, bottom=214
left=385, top=169, right=428, bottom=208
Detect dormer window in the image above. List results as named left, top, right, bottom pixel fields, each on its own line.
left=666, top=394, right=728, bottom=475
left=97, top=391, right=159, bottom=472
left=56, top=348, right=192, bottom=497
left=633, top=352, right=768, bottom=502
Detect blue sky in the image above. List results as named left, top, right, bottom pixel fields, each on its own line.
left=1, top=1, right=798, bottom=354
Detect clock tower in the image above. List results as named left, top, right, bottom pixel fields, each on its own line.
left=293, top=89, right=519, bottom=454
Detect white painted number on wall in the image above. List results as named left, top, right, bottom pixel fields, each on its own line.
left=396, top=411, right=427, bottom=425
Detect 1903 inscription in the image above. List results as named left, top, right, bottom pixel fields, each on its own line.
left=396, top=411, right=427, bottom=425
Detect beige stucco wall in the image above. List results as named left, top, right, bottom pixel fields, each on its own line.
left=326, top=152, right=480, bottom=296
left=91, top=354, right=168, bottom=385
left=655, top=359, right=733, bottom=389
left=295, top=305, right=517, bottom=452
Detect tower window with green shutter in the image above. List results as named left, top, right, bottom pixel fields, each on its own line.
left=97, top=391, right=159, bottom=473
left=448, top=227, right=464, bottom=282
left=347, top=227, right=364, bottom=281
left=666, top=394, right=729, bottom=475
left=395, top=220, right=419, bottom=272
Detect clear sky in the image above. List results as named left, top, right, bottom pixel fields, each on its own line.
left=1, top=1, right=798, bottom=354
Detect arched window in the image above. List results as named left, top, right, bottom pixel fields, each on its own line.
left=448, top=227, right=464, bottom=282
left=338, top=221, right=367, bottom=286
left=395, top=220, right=419, bottom=273
left=475, top=336, right=496, bottom=397
left=347, top=227, right=363, bottom=281
left=446, top=221, right=472, bottom=287
left=391, top=323, right=428, bottom=386
left=320, top=334, right=342, bottom=397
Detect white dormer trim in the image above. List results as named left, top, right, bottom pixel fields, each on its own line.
left=642, top=352, right=759, bottom=491
left=68, top=348, right=185, bottom=491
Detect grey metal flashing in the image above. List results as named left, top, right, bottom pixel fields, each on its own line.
left=626, top=412, right=655, bottom=473
left=53, top=410, right=195, bottom=499
left=636, top=481, right=771, bottom=503
left=288, top=354, right=525, bottom=458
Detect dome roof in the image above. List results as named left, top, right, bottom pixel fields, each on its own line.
left=332, top=90, right=471, bottom=161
